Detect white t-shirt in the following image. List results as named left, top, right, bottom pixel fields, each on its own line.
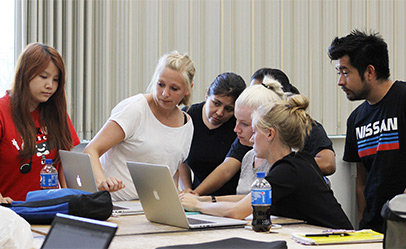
left=236, top=149, right=271, bottom=195
left=100, top=94, right=194, bottom=201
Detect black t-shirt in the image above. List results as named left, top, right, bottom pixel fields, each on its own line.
left=304, top=121, right=334, bottom=157
left=266, top=151, right=353, bottom=229
left=184, top=102, right=239, bottom=195
left=227, top=121, right=334, bottom=162
left=226, top=137, right=252, bottom=162
left=343, top=81, right=406, bottom=233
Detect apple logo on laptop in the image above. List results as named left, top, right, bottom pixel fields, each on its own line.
left=153, top=188, right=160, bottom=200
left=76, top=175, right=82, bottom=187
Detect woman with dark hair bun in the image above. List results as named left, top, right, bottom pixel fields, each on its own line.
left=179, top=72, right=246, bottom=196
left=0, top=43, right=80, bottom=203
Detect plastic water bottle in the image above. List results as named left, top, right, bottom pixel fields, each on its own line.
left=40, top=159, right=59, bottom=189
left=251, top=171, right=272, bottom=232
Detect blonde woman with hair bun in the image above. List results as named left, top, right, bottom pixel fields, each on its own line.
left=181, top=95, right=353, bottom=230
left=84, top=51, right=196, bottom=201
left=253, top=94, right=313, bottom=153
left=250, top=68, right=336, bottom=177
left=190, top=68, right=335, bottom=197
left=189, top=82, right=284, bottom=196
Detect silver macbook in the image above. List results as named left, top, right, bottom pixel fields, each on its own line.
left=41, top=213, right=117, bottom=249
left=126, top=161, right=248, bottom=229
left=59, top=150, right=143, bottom=216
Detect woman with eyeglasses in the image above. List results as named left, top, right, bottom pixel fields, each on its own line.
left=0, top=43, right=80, bottom=203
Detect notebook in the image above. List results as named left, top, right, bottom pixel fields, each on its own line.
left=126, top=161, right=248, bottom=229
left=291, top=229, right=383, bottom=245
left=40, top=213, right=117, bottom=249
left=59, top=150, right=143, bottom=215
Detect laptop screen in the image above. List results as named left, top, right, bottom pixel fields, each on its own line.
left=41, top=213, right=117, bottom=249
left=59, top=150, right=98, bottom=193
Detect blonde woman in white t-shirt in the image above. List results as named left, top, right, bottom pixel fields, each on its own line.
left=84, top=51, right=196, bottom=201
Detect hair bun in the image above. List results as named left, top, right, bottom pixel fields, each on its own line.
left=287, top=94, right=309, bottom=111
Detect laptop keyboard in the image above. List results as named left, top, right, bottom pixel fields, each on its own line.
left=187, top=217, right=215, bottom=225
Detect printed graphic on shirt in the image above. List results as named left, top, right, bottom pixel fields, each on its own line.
left=356, top=117, right=399, bottom=157
left=10, top=126, right=50, bottom=163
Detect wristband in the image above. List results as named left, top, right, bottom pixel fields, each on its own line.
left=211, top=195, right=217, bottom=202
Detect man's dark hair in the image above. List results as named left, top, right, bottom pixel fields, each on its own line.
left=328, top=29, right=390, bottom=80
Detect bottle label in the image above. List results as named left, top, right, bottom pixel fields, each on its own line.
left=251, top=189, right=272, bottom=205
left=40, top=173, right=58, bottom=188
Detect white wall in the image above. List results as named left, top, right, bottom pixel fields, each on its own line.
left=17, top=0, right=406, bottom=140
left=329, top=136, right=358, bottom=228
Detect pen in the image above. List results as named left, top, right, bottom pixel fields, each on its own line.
left=305, top=232, right=349, bottom=237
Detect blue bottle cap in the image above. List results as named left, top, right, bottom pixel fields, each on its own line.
left=45, top=159, right=53, bottom=164
left=256, top=172, right=265, bottom=178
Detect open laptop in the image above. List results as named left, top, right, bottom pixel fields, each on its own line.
left=40, top=213, right=117, bottom=249
left=127, top=161, right=248, bottom=229
left=59, top=150, right=143, bottom=216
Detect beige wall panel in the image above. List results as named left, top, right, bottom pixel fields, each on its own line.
left=188, top=0, right=222, bottom=99
left=17, top=0, right=406, bottom=139
left=160, top=0, right=175, bottom=53
left=308, top=0, right=323, bottom=123
left=128, top=0, right=141, bottom=97
left=195, top=0, right=222, bottom=95
left=264, top=0, right=281, bottom=71
left=117, top=2, right=130, bottom=101
left=234, top=0, right=252, bottom=83
left=251, top=0, right=281, bottom=76
left=394, top=1, right=406, bottom=81
left=280, top=0, right=294, bottom=87
left=222, top=0, right=252, bottom=84
left=83, top=0, right=94, bottom=139
left=173, top=1, right=190, bottom=55
left=322, top=0, right=339, bottom=134
left=352, top=0, right=367, bottom=26
left=379, top=1, right=395, bottom=84
left=143, top=0, right=160, bottom=93
left=221, top=1, right=235, bottom=72
left=292, top=0, right=310, bottom=98
left=93, top=1, right=109, bottom=131
left=188, top=0, right=205, bottom=97
left=367, top=0, right=379, bottom=30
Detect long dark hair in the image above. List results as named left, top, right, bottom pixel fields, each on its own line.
left=11, top=43, right=73, bottom=164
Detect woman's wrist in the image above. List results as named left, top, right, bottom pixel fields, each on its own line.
left=197, top=196, right=212, bottom=202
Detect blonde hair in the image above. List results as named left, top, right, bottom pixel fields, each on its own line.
left=147, top=51, right=196, bottom=106
left=235, top=79, right=283, bottom=110
left=252, top=94, right=313, bottom=150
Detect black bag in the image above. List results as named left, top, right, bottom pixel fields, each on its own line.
left=156, top=237, right=287, bottom=249
left=7, top=189, right=113, bottom=224
left=381, top=193, right=406, bottom=249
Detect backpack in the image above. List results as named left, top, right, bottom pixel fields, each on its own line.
left=381, top=193, right=406, bottom=249
left=7, top=188, right=113, bottom=224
